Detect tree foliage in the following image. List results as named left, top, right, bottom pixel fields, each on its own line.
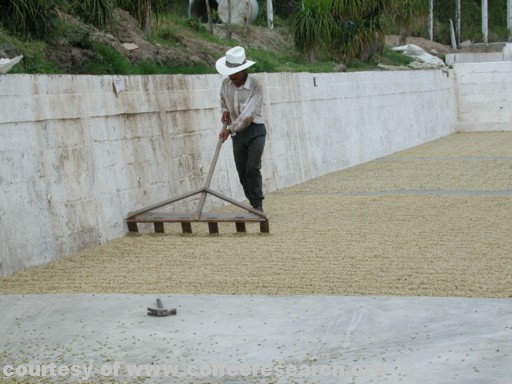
left=433, top=0, right=507, bottom=44
left=273, top=0, right=301, bottom=19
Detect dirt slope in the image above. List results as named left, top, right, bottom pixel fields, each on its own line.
left=44, top=8, right=292, bottom=73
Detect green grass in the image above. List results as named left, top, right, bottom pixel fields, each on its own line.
left=373, top=47, right=415, bottom=66
left=247, top=46, right=337, bottom=73
left=74, top=40, right=220, bottom=76
left=0, top=28, right=63, bottom=74
left=246, top=44, right=414, bottom=74
left=76, top=43, right=133, bottom=74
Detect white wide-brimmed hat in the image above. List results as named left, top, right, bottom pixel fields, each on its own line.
left=215, top=46, right=256, bottom=76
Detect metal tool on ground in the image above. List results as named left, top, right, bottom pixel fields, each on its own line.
left=147, top=298, right=177, bottom=317
left=125, top=125, right=269, bottom=234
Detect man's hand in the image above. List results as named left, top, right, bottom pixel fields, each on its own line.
left=219, top=126, right=231, bottom=142
left=221, top=111, right=231, bottom=125
left=219, top=112, right=232, bottom=142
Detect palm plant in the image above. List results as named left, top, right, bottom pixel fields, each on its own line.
left=0, top=0, right=64, bottom=37
left=116, top=0, right=171, bottom=33
left=290, top=0, right=388, bottom=62
left=289, top=0, right=333, bottom=62
left=386, top=0, right=430, bottom=45
left=70, top=0, right=116, bottom=30
left=291, top=0, right=437, bottom=62
left=330, top=0, right=386, bottom=61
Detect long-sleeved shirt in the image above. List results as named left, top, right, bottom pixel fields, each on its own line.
left=220, top=75, right=265, bottom=133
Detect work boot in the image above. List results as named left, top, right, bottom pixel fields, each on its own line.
left=253, top=203, right=263, bottom=212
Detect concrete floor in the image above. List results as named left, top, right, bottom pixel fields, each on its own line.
left=1, top=294, right=511, bottom=383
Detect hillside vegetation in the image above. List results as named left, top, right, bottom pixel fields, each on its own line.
left=0, top=0, right=509, bottom=75
left=0, top=8, right=410, bottom=75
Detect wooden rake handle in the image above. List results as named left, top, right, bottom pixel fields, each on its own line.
left=195, top=123, right=228, bottom=218
left=203, top=122, right=228, bottom=189
left=203, top=138, right=223, bottom=189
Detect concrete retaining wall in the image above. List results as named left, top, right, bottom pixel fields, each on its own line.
left=445, top=42, right=512, bottom=66
left=0, top=68, right=459, bottom=275
left=446, top=52, right=504, bottom=66
left=454, top=61, right=512, bottom=131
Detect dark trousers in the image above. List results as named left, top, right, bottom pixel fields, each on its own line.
left=232, top=123, right=266, bottom=208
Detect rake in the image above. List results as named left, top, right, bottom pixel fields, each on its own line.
left=125, top=127, right=269, bottom=235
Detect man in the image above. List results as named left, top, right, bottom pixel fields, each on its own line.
left=216, top=46, right=266, bottom=212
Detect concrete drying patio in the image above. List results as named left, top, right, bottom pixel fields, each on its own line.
left=1, top=132, right=511, bottom=383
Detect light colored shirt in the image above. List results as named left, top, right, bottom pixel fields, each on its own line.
left=220, top=75, right=265, bottom=133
